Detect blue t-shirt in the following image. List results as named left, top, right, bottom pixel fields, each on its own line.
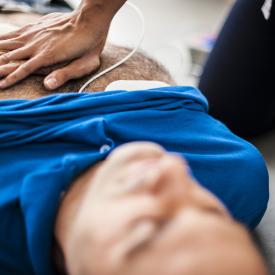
left=0, top=86, right=269, bottom=275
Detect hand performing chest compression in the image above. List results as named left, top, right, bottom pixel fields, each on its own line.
left=0, top=0, right=126, bottom=90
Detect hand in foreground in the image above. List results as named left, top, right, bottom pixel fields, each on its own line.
left=0, top=11, right=110, bottom=90
left=54, top=142, right=268, bottom=275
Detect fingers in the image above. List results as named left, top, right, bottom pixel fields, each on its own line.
left=0, top=39, right=24, bottom=51
left=0, top=30, right=20, bottom=41
left=0, top=46, right=31, bottom=66
left=44, top=55, right=101, bottom=90
left=0, top=56, right=43, bottom=89
left=0, top=62, right=22, bottom=78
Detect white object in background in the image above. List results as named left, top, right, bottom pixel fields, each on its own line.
left=63, top=0, right=80, bottom=9
left=105, top=80, right=169, bottom=92
left=78, top=2, right=145, bottom=93
left=152, top=41, right=192, bottom=86
left=262, top=0, right=273, bottom=20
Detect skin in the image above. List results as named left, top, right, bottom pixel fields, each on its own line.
left=0, top=42, right=175, bottom=100
left=0, top=0, right=126, bottom=90
left=0, top=17, right=269, bottom=275
left=55, top=142, right=269, bottom=275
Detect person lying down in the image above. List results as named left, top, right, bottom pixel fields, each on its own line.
left=0, top=42, right=175, bottom=100
left=0, top=32, right=270, bottom=275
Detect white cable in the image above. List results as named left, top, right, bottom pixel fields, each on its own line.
left=78, top=1, right=145, bottom=93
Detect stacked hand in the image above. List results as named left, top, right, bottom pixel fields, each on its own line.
left=0, top=11, right=110, bottom=90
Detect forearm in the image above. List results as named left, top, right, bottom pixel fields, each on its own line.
left=54, top=163, right=102, bottom=274
left=0, top=0, right=127, bottom=90
left=76, top=0, right=127, bottom=24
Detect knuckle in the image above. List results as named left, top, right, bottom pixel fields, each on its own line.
left=7, top=73, right=18, bottom=82
left=59, top=71, right=68, bottom=82
left=78, top=65, right=88, bottom=74
left=20, top=64, right=32, bottom=75
left=12, top=40, right=24, bottom=47
left=17, top=35, right=27, bottom=43
left=0, top=54, right=10, bottom=63
left=93, top=58, right=101, bottom=68
left=42, top=49, right=53, bottom=59
left=86, top=58, right=100, bottom=73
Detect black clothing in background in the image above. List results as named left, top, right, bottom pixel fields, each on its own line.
left=199, top=0, right=275, bottom=138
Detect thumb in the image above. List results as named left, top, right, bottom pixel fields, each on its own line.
left=44, top=55, right=100, bottom=90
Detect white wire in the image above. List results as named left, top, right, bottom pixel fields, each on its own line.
left=78, top=1, right=145, bottom=93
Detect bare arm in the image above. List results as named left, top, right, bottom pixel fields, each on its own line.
left=0, top=0, right=126, bottom=90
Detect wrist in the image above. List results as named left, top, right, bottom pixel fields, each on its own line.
left=75, top=0, right=127, bottom=26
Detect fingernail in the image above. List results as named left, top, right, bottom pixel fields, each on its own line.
left=45, top=77, right=58, bottom=89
